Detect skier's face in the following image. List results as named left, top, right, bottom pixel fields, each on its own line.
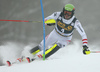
left=64, top=11, right=72, bottom=20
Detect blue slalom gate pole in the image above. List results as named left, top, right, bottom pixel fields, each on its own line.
left=40, top=0, right=45, bottom=60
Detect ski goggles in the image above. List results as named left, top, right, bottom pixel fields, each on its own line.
left=64, top=11, right=72, bottom=16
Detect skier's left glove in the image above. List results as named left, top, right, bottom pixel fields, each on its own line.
left=45, top=19, right=56, bottom=26
left=83, top=45, right=90, bottom=55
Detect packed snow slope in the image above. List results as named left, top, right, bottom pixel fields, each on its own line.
left=0, top=40, right=100, bottom=72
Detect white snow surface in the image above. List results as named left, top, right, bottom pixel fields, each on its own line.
left=0, top=40, right=100, bottom=72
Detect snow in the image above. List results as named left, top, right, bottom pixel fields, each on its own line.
left=0, top=40, right=100, bottom=72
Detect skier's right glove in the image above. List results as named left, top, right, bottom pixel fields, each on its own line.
left=45, top=19, right=56, bottom=26
left=83, top=45, right=90, bottom=55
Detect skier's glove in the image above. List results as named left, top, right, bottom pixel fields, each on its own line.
left=83, top=45, right=90, bottom=55
left=45, top=19, right=56, bottom=26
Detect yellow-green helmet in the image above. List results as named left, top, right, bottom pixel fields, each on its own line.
left=64, top=4, right=75, bottom=11
left=63, top=4, right=75, bottom=18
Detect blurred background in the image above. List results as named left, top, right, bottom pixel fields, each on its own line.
left=0, top=0, right=100, bottom=66
left=0, top=0, right=100, bottom=45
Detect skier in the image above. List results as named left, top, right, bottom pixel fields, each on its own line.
left=29, top=4, right=90, bottom=60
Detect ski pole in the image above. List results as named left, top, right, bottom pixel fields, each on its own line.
left=40, top=0, right=46, bottom=60
left=0, top=19, right=42, bottom=23
left=90, top=51, right=100, bottom=53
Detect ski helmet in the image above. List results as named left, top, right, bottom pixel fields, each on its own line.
left=63, top=4, right=75, bottom=19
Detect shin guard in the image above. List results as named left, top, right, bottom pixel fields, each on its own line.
left=30, top=46, right=41, bottom=55
left=45, top=44, right=60, bottom=58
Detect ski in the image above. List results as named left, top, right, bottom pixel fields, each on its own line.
left=6, top=61, right=12, bottom=66
left=6, top=60, right=19, bottom=66
left=6, top=54, right=42, bottom=66
left=6, top=57, right=34, bottom=66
